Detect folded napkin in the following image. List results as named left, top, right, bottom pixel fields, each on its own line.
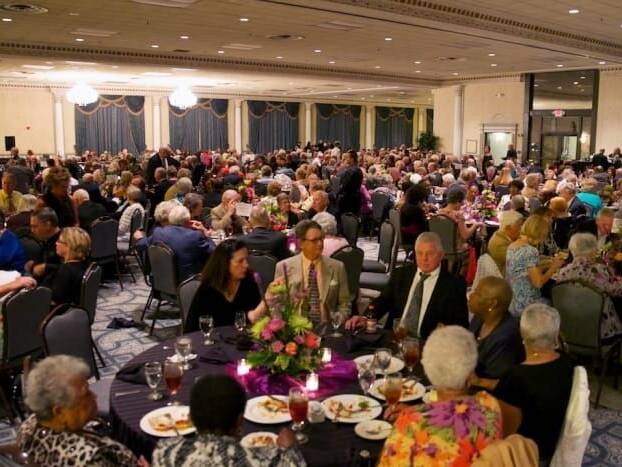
left=345, top=331, right=383, bottom=352
left=107, top=317, right=142, bottom=329
left=115, top=363, right=147, bottom=385
left=199, top=346, right=232, bottom=365
left=223, top=333, right=254, bottom=351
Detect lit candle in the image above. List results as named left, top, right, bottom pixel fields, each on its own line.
left=321, top=347, right=332, bottom=364
left=237, top=358, right=250, bottom=376
left=306, top=372, right=319, bottom=392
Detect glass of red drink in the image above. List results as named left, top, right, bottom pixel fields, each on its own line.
left=402, top=337, right=420, bottom=377
left=384, top=372, right=403, bottom=408
left=288, top=387, right=309, bottom=444
left=163, top=361, right=183, bottom=406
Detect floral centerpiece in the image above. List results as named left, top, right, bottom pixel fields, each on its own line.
left=475, top=189, right=498, bottom=220
left=246, top=271, right=321, bottom=376
left=261, top=198, right=287, bottom=231
left=236, top=179, right=256, bottom=203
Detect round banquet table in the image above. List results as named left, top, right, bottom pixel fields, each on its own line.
left=110, top=326, right=416, bottom=467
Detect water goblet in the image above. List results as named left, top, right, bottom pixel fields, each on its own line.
left=374, top=348, right=392, bottom=377
left=235, top=310, right=247, bottom=334
left=358, top=364, right=376, bottom=397
left=199, top=315, right=214, bottom=345
left=175, top=336, right=193, bottom=370
left=144, top=361, right=163, bottom=401
left=330, top=311, right=344, bottom=338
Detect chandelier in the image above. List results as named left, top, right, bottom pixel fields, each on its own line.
left=169, top=85, right=197, bottom=109
left=66, top=82, right=99, bottom=106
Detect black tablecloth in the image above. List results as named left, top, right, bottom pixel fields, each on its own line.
left=109, top=327, right=410, bottom=467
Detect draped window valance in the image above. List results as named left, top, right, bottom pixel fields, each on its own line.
left=375, top=106, right=414, bottom=148
left=316, top=104, right=361, bottom=150
left=75, top=95, right=146, bottom=156
left=248, top=101, right=299, bottom=119
left=248, top=101, right=299, bottom=154
left=169, top=98, right=228, bottom=118
left=316, top=104, right=362, bottom=120
left=169, top=98, right=228, bottom=152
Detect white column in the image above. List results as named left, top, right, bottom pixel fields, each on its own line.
left=365, top=104, right=374, bottom=149
left=52, top=89, right=65, bottom=156
left=304, top=102, right=312, bottom=144
left=452, top=85, right=464, bottom=156
left=418, top=107, right=426, bottom=136
left=234, top=99, right=243, bottom=152
left=153, top=96, right=161, bottom=150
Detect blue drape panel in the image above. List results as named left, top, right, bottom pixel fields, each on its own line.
left=374, top=107, right=414, bottom=148
left=316, top=104, right=361, bottom=150
left=248, top=101, right=299, bottom=154
left=169, top=98, right=228, bottom=152
left=75, top=95, right=146, bottom=155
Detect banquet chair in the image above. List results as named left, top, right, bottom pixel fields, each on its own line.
left=17, top=235, right=41, bottom=263
left=362, top=221, right=395, bottom=273
left=340, top=213, right=360, bottom=247
left=370, top=192, right=392, bottom=235
left=248, top=252, right=277, bottom=294
left=89, top=217, right=124, bottom=289
left=331, top=246, right=364, bottom=304
left=429, top=214, right=468, bottom=275
left=471, top=253, right=502, bottom=291
left=117, top=208, right=143, bottom=282
left=551, top=281, right=622, bottom=407
left=80, top=263, right=105, bottom=367
left=144, top=243, right=181, bottom=336
left=178, top=274, right=201, bottom=331
left=388, top=208, right=413, bottom=263
left=142, top=199, right=151, bottom=232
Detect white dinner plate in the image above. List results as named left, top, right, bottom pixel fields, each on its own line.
left=240, top=431, right=279, bottom=448
left=166, top=353, right=197, bottom=363
left=354, top=355, right=404, bottom=375
left=139, top=405, right=196, bottom=437
left=354, top=420, right=393, bottom=440
left=322, top=394, right=382, bottom=423
left=244, top=395, right=292, bottom=424
left=368, top=378, right=426, bottom=402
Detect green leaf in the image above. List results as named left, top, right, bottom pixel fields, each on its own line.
left=275, top=354, right=291, bottom=371
left=250, top=316, right=270, bottom=340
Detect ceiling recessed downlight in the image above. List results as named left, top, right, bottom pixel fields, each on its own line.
left=328, top=60, right=335, bottom=64
left=415, top=70, right=421, bottom=73
left=275, top=56, right=283, bottom=59
left=556, top=64, right=564, bottom=67
left=75, top=38, right=85, bottom=42
left=384, top=37, right=392, bottom=41
left=217, top=50, right=225, bottom=54
left=488, top=53, right=496, bottom=57
left=313, top=49, right=322, bottom=53
left=568, top=9, right=580, bottom=14
left=374, top=65, right=381, bottom=69
left=180, top=35, right=189, bottom=39
left=452, top=72, right=459, bottom=75
left=151, top=44, right=159, bottom=48
left=599, top=61, right=606, bottom=65
left=239, top=17, right=249, bottom=22
left=2, top=17, right=12, bottom=22
left=490, top=63, right=497, bottom=67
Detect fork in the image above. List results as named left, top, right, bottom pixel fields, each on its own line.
left=331, top=402, right=344, bottom=423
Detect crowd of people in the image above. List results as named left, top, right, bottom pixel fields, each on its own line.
left=0, top=140, right=619, bottom=465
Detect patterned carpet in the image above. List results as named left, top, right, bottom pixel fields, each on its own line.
left=1, top=238, right=621, bottom=465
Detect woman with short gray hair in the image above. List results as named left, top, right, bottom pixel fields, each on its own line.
left=312, top=212, right=349, bottom=256
left=18, top=355, right=137, bottom=466
left=379, top=326, right=503, bottom=466
left=493, top=304, right=575, bottom=462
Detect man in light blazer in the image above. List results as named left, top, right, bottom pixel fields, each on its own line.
left=274, top=220, right=350, bottom=323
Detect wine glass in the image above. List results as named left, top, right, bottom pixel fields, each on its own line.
left=374, top=348, right=392, bottom=377
left=402, top=337, right=420, bottom=378
left=329, top=311, right=344, bottom=338
left=288, top=387, right=309, bottom=444
left=175, top=336, right=193, bottom=370
left=144, top=361, right=163, bottom=401
left=384, top=372, right=403, bottom=409
left=358, top=363, right=376, bottom=397
left=199, top=315, right=214, bottom=345
left=235, top=311, right=247, bottom=333
left=163, top=361, right=183, bottom=406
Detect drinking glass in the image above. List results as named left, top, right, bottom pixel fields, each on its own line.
left=144, top=361, right=163, bottom=401
left=358, top=364, right=376, bottom=397
left=392, top=319, right=407, bottom=355
left=175, top=336, right=193, bottom=370
left=402, top=337, right=420, bottom=377
left=235, top=311, right=247, bottom=333
left=288, top=387, right=309, bottom=444
left=163, top=361, right=183, bottom=405
left=374, top=348, right=392, bottom=376
left=199, top=315, right=214, bottom=345
left=330, top=311, right=344, bottom=338
left=384, top=372, right=403, bottom=408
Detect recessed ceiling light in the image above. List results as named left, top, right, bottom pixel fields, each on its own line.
left=557, top=86, right=563, bottom=90
left=68, top=12, right=79, bottom=16
left=370, top=95, right=374, bottom=97
left=580, top=76, right=586, bottom=79
left=2, top=18, right=12, bottom=22
left=313, top=49, right=322, bottom=53
left=151, top=44, right=159, bottom=48
left=180, top=35, right=189, bottom=39
left=399, top=91, right=405, bottom=95
left=374, top=65, right=381, bottom=69
left=556, top=64, right=564, bottom=67
left=491, top=63, right=497, bottom=67
left=488, top=53, right=496, bottom=57
left=361, top=97, right=366, bottom=100
left=112, top=65, right=119, bottom=69
left=75, top=38, right=85, bottom=42
left=414, top=61, right=421, bottom=64
left=387, top=98, right=392, bottom=101
left=534, top=84, right=539, bottom=87
left=452, top=72, right=459, bottom=75
left=568, top=9, right=580, bottom=14
left=580, top=89, right=584, bottom=92
left=347, top=87, right=352, bottom=90
left=573, top=81, right=579, bottom=85
left=328, top=60, right=335, bottom=64
left=275, top=56, right=283, bottom=59
left=45, top=61, right=53, bottom=65
left=599, top=61, right=606, bottom=65
left=384, top=37, right=392, bottom=41
left=217, top=50, right=225, bottom=54
left=239, top=17, right=249, bottom=22
left=415, top=70, right=421, bottom=73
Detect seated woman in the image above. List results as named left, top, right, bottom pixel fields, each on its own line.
left=276, top=193, right=299, bottom=229
left=494, top=304, right=575, bottom=463
left=549, top=196, right=574, bottom=250
left=18, top=355, right=138, bottom=466
left=553, top=233, right=622, bottom=342
left=37, top=166, right=77, bottom=228
left=379, top=326, right=503, bottom=466
left=399, top=183, right=429, bottom=246
left=437, top=189, right=482, bottom=252
left=0, top=211, right=26, bottom=273
left=41, top=226, right=91, bottom=306
left=313, top=212, right=349, bottom=257
left=117, top=186, right=145, bottom=242
left=185, top=239, right=262, bottom=331
left=152, top=374, right=304, bottom=466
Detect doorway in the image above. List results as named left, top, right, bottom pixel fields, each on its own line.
left=485, top=132, right=513, bottom=164
left=542, top=135, right=578, bottom=165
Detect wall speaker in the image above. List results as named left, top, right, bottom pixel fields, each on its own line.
left=5, top=136, right=15, bottom=151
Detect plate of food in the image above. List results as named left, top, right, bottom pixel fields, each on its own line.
left=139, top=406, right=195, bottom=437
left=354, top=420, right=393, bottom=440
left=240, top=431, right=279, bottom=448
left=368, top=378, right=426, bottom=402
left=322, top=394, right=382, bottom=423
left=244, top=395, right=292, bottom=424
left=354, top=355, right=404, bottom=375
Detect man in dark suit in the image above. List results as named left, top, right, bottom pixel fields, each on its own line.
left=346, top=231, right=469, bottom=340
left=592, top=148, right=609, bottom=170
left=73, top=189, right=106, bottom=232
left=223, top=166, right=244, bottom=188
left=336, top=150, right=363, bottom=217
left=149, top=167, right=174, bottom=215
left=504, top=144, right=518, bottom=161
left=145, top=147, right=180, bottom=187
left=238, top=205, right=290, bottom=260
left=558, top=182, right=587, bottom=217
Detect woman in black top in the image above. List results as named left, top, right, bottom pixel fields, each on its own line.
left=276, top=193, right=299, bottom=229
left=38, top=166, right=77, bottom=228
left=42, top=226, right=90, bottom=306
left=399, top=184, right=429, bottom=245
left=185, top=239, right=262, bottom=331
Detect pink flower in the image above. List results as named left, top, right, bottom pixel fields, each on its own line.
left=261, top=327, right=274, bottom=340
left=267, top=319, right=285, bottom=333
left=294, top=335, right=305, bottom=345
left=271, top=341, right=285, bottom=353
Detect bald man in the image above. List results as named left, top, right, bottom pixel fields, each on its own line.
left=210, top=189, right=246, bottom=234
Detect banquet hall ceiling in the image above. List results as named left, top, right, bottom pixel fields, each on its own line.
left=0, top=0, right=619, bottom=105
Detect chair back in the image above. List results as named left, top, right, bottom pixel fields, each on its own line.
left=248, top=253, right=277, bottom=293
left=178, top=274, right=201, bottom=327
left=551, top=281, right=603, bottom=356
left=340, top=213, right=360, bottom=247
left=331, top=246, right=364, bottom=299
left=41, top=305, right=98, bottom=379
left=378, top=221, right=395, bottom=267
left=2, top=287, right=52, bottom=365
left=128, top=208, right=144, bottom=250
left=371, top=192, right=391, bottom=223
left=143, top=199, right=152, bottom=230
left=80, top=263, right=102, bottom=325
left=429, top=214, right=459, bottom=255
left=18, top=236, right=41, bottom=262
left=471, top=253, right=503, bottom=291
left=90, top=217, right=119, bottom=259
left=148, top=243, right=179, bottom=297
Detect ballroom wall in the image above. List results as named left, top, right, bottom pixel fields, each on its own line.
left=432, top=86, right=455, bottom=152
left=596, top=69, right=622, bottom=152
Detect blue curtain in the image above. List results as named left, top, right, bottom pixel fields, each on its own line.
left=375, top=107, right=414, bottom=148
left=169, top=98, right=228, bottom=152
left=316, top=104, right=361, bottom=150
left=75, top=95, right=145, bottom=155
left=248, top=101, right=299, bottom=154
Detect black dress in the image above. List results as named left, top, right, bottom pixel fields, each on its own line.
left=41, top=260, right=88, bottom=305
left=41, top=191, right=76, bottom=228
left=184, top=272, right=261, bottom=331
left=399, top=204, right=428, bottom=245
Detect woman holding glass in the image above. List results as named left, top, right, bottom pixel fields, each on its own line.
left=185, top=239, right=263, bottom=331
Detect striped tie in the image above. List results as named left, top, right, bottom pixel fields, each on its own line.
left=308, top=262, right=320, bottom=323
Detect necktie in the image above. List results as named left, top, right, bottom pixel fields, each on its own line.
left=403, top=272, right=430, bottom=337
left=308, top=262, right=321, bottom=323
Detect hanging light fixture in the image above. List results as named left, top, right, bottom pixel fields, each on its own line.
left=169, top=85, right=197, bottom=109
left=66, top=82, right=99, bottom=106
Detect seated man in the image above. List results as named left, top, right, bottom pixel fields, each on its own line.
left=27, top=207, right=62, bottom=280
left=211, top=189, right=246, bottom=234
left=135, top=204, right=215, bottom=282
left=274, top=220, right=350, bottom=323
left=238, top=205, right=290, bottom=260
left=487, top=210, right=524, bottom=275
left=304, top=190, right=329, bottom=219
left=346, top=232, right=469, bottom=340
left=73, top=188, right=106, bottom=232
left=0, top=211, right=26, bottom=273
left=0, top=172, right=23, bottom=217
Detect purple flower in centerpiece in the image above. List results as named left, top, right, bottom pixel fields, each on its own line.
left=426, top=398, right=486, bottom=439
left=271, top=340, right=284, bottom=353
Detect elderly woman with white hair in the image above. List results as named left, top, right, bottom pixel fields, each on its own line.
left=494, top=304, right=575, bottom=462
left=117, top=185, right=145, bottom=242
left=17, top=355, right=138, bottom=466
left=379, top=326, right=503, bottom=466
left=553, top=232, right=622, bottom=342
left=312, top=211, right=349, bottom=256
